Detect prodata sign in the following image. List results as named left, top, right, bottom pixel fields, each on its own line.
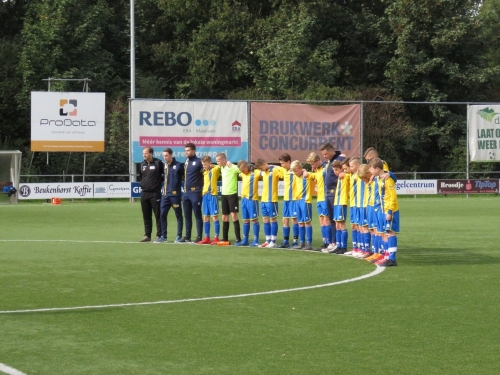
left=251, top=103, right=360, bottom=161
left=468, top=105, right=500, bottom=162
left=31, top=92, right=105, bottom=152
left=130, top=100, right=248, bottom=163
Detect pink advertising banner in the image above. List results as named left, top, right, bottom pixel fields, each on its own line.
left=251, top=102, right=361, bottom=161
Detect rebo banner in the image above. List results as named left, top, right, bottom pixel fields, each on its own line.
left=251, top=103, right=360, bottom=161
left=131, top=100, right=248, bottom=163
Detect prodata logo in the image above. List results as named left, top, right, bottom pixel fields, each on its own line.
left=477, top=107, right=500, bottom=123
left=40, top=98, right=95, bottom=126
left=60, top=99, right=78, bottom=116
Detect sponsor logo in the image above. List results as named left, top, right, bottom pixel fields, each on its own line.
left=95, top=187, right=106, bottom=193
left=438, top=179, right=498, bottom=194
left=19, top=185, right=31, bottom=197
left=40, top=98, right=96, bottom=126
left=139, top=111, right=192, bottom=126
left=477, top=107, right=500, bottom=123
left=232, top=120, right=241, bottom=131
left=109, top=184, right=130, bottom=192
left=60, top=99, right=77, bottom=116
left=195, top=119, right=216, bottom=126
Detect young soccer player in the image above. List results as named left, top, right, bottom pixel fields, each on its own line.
left=344, top=157, right=362, bottom=256
left=254, top=158, right=285, bottom=248
left=290, top=160, right=314, bottom=250
left=354, top=164, right=374, bottom=259
left=370, top=158, right=399, bottom=267
left=278, top=153, right=299, bottom=248
left=332, top=160, right=350, bottom=254
left=305, top=152, right=332, bottom=252
left=235, top=160, right=261, bottom=247
left=197, top=156, right=221, bottom=245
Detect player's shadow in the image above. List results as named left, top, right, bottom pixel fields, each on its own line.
left=401, top=247, right=500, bottom=266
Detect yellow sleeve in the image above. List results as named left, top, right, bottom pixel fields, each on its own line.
left=384, top=178, right=398, bottom=213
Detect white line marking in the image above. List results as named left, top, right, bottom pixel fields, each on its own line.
left=0, top=363, right=27, bottom=375
left=0, top=239, right=140, bottom=244
left=0, top=267, right=385, bottom=314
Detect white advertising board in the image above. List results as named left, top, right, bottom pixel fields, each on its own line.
left=31, top=92, right=105, bottom=152
left=131, top=100, right=248, bottom=163
left=468, top=105, right=500, bottom=162
left=395, top=180, right=438, bottom=195
left=18, top=182, right=130, bottom=200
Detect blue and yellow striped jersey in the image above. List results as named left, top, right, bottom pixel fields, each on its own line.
left=349, top=173, right=360, bottom=207
left=260, top=165, right=285, bottom=203
left=282, top=168, right=295, bottom=201
left=356, top=179, right=369, bottom=208
left=334, top=173, right=350, bottom=206
left=292, top=174, right=314, bottom=203
left=310, top=164, right=326, bottom=202
left=240, top=170, right=260, bottom=200
left=381, top=176, right=399, bottom=214
left=367, top=180, right=375, bottom=207
left=202, top=166, right=221, bottom=196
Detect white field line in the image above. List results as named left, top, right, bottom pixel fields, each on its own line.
left=0, top=266, right=385, bottom=314
left=0, top=363, right=27, bottom=375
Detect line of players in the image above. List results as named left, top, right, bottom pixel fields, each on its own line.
left=145, top=143, right=399, bottom=266
left=193, top=144, right=399, bottom=267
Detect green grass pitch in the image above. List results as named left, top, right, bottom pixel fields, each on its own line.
left=0, top=197, right=499, bottom=375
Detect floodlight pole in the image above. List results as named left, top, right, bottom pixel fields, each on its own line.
left=129, top=0, right=137, bottom=202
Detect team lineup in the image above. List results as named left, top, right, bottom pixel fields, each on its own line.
left=139, top=142, right=399, bottom=267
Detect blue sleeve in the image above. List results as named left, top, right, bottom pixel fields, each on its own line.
left=388, top=171, right=397, bottom=182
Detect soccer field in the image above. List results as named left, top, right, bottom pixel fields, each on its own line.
left=0, top=197, right=499, bottom=375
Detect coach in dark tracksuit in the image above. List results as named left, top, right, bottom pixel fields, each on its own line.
left=139, top=147, right=164, bottom=242
left=156, top=148, right=184, bottom=243
left=179, top=142, right=204, bottom=243
left=320, top=142, right=345, bottom=248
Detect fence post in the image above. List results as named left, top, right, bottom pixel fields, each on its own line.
left=414, top=172, right=417, bottom=199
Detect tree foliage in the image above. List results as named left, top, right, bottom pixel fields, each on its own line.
left=0, top=0, right=498, bottom=175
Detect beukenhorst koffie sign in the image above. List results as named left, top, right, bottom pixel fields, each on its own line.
left=31, top=92, right=106, bottom=152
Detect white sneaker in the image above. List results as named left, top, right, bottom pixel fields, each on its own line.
left=343, top=250, right=353, bottom=256
left=266, top=242, right=276, bottom=248
left=327, top=243, right=337, bottom=251
left=321, top=247, right=330, bottom=253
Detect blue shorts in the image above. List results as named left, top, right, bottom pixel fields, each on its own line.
left=357, top=207, right=368, bottom=227
left=282, top=200, right=296, bottom=218
left=316, top=201, right=328, bottom=217
left=384, top=210, right=400, bottom=233
left=241, top=197, right=259, bottom=221
left=294, top=200, right=312, bottom=223
left=376, top=209, right=385, bottom=233
left=202, top=194, right=219, bottom=216
left=367, top=206, right=376, bottom=229
left=261, top=202, right=278, bottom=218
left=350, top=207, right=358, bottom=225
left=333, top=205, right=347, bottom=222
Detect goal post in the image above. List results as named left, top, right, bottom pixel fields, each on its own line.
left=0, top=150, right=22, bottom=205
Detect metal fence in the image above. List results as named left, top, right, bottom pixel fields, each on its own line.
left=20, top=174, right=131, bottom=183
left=20, top=171, right=500, bottom=184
